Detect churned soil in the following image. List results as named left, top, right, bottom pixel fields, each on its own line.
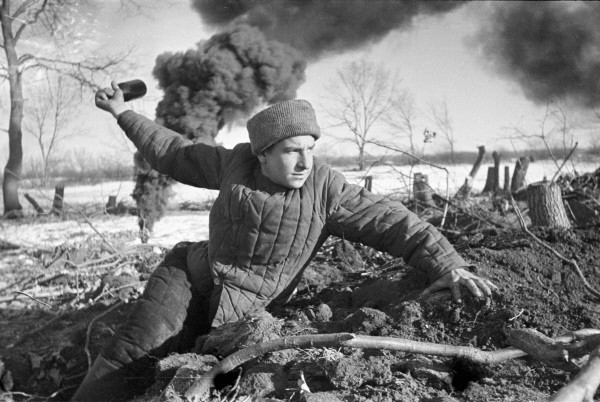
left=1, top=226, right=600, bottom=401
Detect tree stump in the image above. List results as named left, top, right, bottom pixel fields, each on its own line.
left=482, top=167, right=496, bottom=193
left=511, top=156, right=530, bottom=193
left=526, top=181, right=571, bottom=229
left=492, top=151, right=501, bottom=193
left=503, top=166, right=510, bottom=193
left=106, top=195, right=117, bottom=214
left=455, top=145, right=485, bottom=198
left=24, top=193, right=44, bottom=215
left=51, top=186, right=64, bottom=216
left=413, top=173, right=435, bottom=208
left=364, top=176, right=373, bottom=192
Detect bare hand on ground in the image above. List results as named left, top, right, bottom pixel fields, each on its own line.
left=421, top=268, right=498, bottom=303
left=95, top=81, right=129, bottom=118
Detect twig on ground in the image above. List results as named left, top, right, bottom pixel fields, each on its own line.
left=433, top=193, right=507, bottom=229
left=13, top=291, right=54, bottom=309
left=184, top=329, right=599, bottom=401
left=84, top=301, right=124, bottom=369
left=510, top=196, right=600, bottom=299
left=65, top=252, right=127, bottom=269
left=92, top=281, right=146, bottom=303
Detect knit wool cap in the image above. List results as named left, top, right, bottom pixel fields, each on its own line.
left=247, top=99, right=321, bottom=155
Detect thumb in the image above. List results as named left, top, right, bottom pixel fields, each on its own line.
left=111, top=80, right=120, bottom=91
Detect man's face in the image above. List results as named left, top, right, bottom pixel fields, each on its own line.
left=258, top=135, right=315, bottom=189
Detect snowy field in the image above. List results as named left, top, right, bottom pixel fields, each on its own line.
left=2, top=157, right=598, bottom=251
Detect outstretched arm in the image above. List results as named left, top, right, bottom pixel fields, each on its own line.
left=94, top=82, right=229, bottom=190
left=325, top=171, right=496, bottom=303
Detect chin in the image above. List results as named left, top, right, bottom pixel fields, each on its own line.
left=284, top=178, right=307, bottom=189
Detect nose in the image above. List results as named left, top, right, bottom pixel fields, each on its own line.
left=297, top=150, right=312, bottom=170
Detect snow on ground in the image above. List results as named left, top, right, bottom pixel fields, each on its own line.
left=2, top=158, right=598, bottom=251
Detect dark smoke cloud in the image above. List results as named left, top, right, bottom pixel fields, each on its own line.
left=191, top=0, right=465, bottom=59
left=475, top=2, right=600, bottom=108
left=152, top=24, right=306, bottom=142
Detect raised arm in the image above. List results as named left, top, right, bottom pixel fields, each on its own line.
left=325, top=170, right=496, bottom=302
left=95, top=81, right=229, bottom=189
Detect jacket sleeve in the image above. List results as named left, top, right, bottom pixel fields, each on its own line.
left=117, top=110, right=230, bottom=190
left=324, top=169, right=469, bottom=282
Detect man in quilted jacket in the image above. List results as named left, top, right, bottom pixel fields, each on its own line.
left=72, top=82, right=497, bottom=401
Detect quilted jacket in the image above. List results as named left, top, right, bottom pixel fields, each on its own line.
left=118, top=110, right=470, bottom=327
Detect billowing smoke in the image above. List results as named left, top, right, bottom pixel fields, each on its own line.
left=475, top=2, right=600, bottom=108
left=191, top=0, right=465, bottom=59
left=152, top=24, right=306, bottom=142
left=134, top=24, right=305, bottom=241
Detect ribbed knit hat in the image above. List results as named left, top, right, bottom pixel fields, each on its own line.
left=247, top=99, right=321, bottom=155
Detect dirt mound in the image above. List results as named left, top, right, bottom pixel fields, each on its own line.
left=1, top=227, right=600, bottom=401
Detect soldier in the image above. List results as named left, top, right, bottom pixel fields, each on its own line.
left=72, top=82, right=496, bottom=400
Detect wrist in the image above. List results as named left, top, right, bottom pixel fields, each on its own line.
left=112, top=105, right=130, bottom=119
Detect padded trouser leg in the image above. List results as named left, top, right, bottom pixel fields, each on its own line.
left=71, top=242, right=212, bottom=401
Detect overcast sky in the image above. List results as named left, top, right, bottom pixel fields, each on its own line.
left=2, top=1, right=598, bottom=163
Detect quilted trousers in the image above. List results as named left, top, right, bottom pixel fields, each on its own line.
left=71, top=242, right=213, bottom=401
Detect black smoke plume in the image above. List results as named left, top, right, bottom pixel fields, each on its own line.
left=191, top=0, right=465, bottom=60
left=475, top=2, right=600, bottom=108
left=133, top=24, right=306, bottom=241
left=152, top=24, right=306, bottom=142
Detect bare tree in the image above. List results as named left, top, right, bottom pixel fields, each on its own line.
left=428, top=98, right=457, bottom=163
left=0, top=0, right=135, bottom=217
left=325, top=59, right=402, bottom=170
left=386, top=90, right=425, bottom=157
left=24, top=73, right=80, bottom=186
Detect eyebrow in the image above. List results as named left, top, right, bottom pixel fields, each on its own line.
left=285, top=144, right=314, bottom=151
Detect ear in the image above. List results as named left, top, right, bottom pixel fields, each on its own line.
left=257, top=153, right=267, bottom=164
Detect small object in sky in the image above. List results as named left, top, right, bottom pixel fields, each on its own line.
left=118, top=79, right=147, bottom=102
left=423, top=128, right=437, bottom=143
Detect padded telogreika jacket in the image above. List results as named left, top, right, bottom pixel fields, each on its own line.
left=118, top=110, right=470, bottom=328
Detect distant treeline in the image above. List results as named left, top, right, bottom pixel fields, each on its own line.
left=320, top=146, right=600, bottom=169
left=17, top=155, right=134, bottom=188
left=5, top=146, right=599, bottom=188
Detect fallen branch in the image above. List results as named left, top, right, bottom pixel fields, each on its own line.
left=510, top=196, right=600, bottom=299
left=550, top=343, right=600, bottom=402
left=184, top=329, right=600, bottom=401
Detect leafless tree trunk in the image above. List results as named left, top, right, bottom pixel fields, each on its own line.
left=527, top=181, right=571, bottom=228
left=0, top=0, right=135, bottom=217
left=1, top=2, right=24, bottom=217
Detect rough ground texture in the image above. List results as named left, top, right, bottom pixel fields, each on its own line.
left=1, top=220, right=600, bottom=401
